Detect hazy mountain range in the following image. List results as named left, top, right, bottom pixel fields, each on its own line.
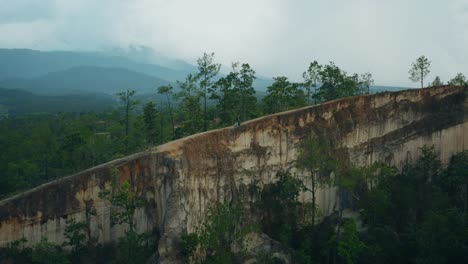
left=0, top=48, right=409, bottom=115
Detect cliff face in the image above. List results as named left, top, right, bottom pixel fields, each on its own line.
left=0, top=85, right=466, bottom=262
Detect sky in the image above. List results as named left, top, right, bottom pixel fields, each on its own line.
left=0, top=0, right=467, bottom=87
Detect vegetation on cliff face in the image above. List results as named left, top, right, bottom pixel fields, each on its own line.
left=1, top=168, right=154, bottom=264
left=180, top=147, right=468, bottom=264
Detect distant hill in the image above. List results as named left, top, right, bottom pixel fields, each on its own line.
left=0, top=87, right=117, bottom=116
left=0, top=49, right=190, bottom=82
left=370, top=85, right=410, bottom=93
left=0, top=66, right=171, bottom=95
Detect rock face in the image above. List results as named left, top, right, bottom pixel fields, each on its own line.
left=0, top=85, right=466, bottom=262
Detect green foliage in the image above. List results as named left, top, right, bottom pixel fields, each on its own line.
left=113, top=231, right=153, bottom=264
left=302, top=60, right=322, bottom=104
left=301, top=61, right=372, bottom=103
left=357, top=147, right=468, bottom=264
left=262, top=76, right=306, bottom=114
left=337, top=219, right=364, bottom=264
left=0, top=111, right=139, bottom=198
left=198, top=202, right=247, bottom=262
left=98, top=168, right=153, bottom=263
left=297, top=138, right=337, bottom=225
left=260, top=170, right=303, bottom=244
left=180, top=233, right=199, bottom=257
left=99, top=168, right=144, bottom=232
left=211, top=62, right=257, bottom=125
left=142, top=101, right=158, bottom=145
left=175, top=74, right=204, bottom=136
left=116, top=89, right=139, bottom=153
left=409, top=55, right=431, bottom=88
left=158, top=85, right=175, bottom=138
left=314, top=62, right=367, bottom=102
left=32, top=238, right=70, bottom=264
left=196, top=52, right=221, bottom=131
left=254, top=250, right=285, bottom=264
left=448, top=72, right=467, bottom=86
left=182, top=201, right=251, bottom=263
left=63, top=218, right=88, bottom=257
left=431, top=76, right=444, bottom=86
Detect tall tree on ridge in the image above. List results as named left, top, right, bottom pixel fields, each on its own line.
left=142, top=101, right=158, bottom=145
left=116, top=89, right=139, bottom=153
left=197, top=52, right=221, bottom=131
left=176, top=74, right=204, bottom=136
left=237, top=63, right=257, bottom=121
left=302, top=60, right=322, bottom=104
left=158, top=85, right=175, bottom=138
left=409, top=55, right=431, bottom=89
left=360, top=72, right=374, bottom=94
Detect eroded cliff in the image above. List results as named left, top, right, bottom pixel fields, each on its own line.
left=0, top=85, right=466, bottom=262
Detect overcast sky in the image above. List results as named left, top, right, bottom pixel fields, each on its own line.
left=0, top=0, right=467, bottom=87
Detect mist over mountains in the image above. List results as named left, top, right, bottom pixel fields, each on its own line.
left=0, top=48, right=407, bottom=116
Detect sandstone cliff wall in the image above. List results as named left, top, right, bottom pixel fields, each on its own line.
left=0, top=85, right=466, bottom=262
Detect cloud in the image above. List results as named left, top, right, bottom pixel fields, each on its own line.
left=0, top=0, right=466, bottom=86
left=0, top=0, right=56, bottom=23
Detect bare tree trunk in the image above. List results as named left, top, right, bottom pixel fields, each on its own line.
left=166, top=93, right=175, bottom=138
left=312, top=171, right=316, bottom=226
left=125, top=100, right=129, bottom=153
left=204, top=83, right=207, bottom=131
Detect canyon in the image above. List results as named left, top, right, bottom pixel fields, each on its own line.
left=0, top=85, right=466, bottom=262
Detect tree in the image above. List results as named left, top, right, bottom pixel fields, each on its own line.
left=409, top=55, right=431, bottom=88
left=196, top=52, right=221, bottom=131
left=259, top=170, right=303, bottom=244
left=142, top=101, right=158, bottom=145
left=449, top=73, right=467, bottom=86
left=32, top=238, right=70, bottom=264
left=302, top=60, right=322, bottom=104
left=63, top=218, right=88, bottom=262
left=431, top=76, right=444, bottom=86
left=360, top=72, right=374, bottom=94
left=99, top=168, right=150, bottom=264
left=211, top=63, right=240, bottom=125
left=262, top=76, right=306, bottom=114
left=183, top=201, right=251, bottom=263
left=337, top=219, right=365, bottom=264
left=176, top=74, right=204, bottom=136
left=157, top=85, right=175, bottom=138
left=296, top=138, right=337, bottom=225
left=314, top=62, right=363, bottom=102
left=438, top=151, right=468, bottom=219
left=116, top=90, right=139, bottom=153
left=237, top=63, right=257, bottom=121
left=211, top=62, right=257, bottom=125
left=99, top=168, right=144, bottom=233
